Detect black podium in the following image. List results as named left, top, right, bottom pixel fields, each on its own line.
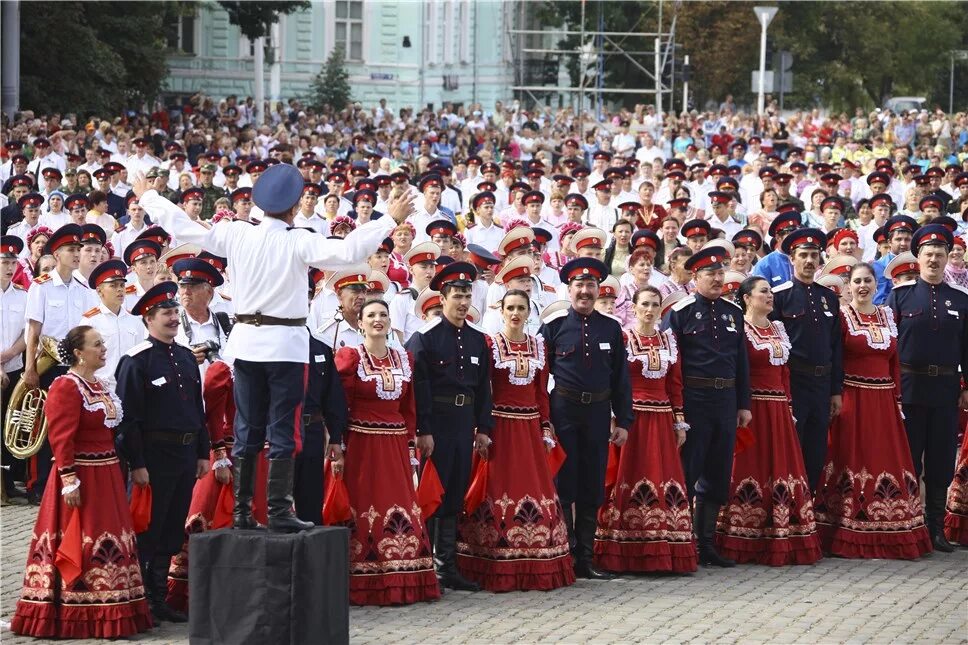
left=188, top=527, right=350, bottom=645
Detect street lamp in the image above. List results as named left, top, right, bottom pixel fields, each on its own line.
left=753, top=6, right=778, bottom=116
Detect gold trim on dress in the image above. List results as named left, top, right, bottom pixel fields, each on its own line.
left=347, top=422, right=407, bottom=435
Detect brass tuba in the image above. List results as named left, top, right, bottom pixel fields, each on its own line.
left=3, top=336, right=61, bottom=459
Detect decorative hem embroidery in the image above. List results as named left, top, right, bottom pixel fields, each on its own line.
left=491, top=333, right=546, bottom=385
left=626, top=329, right=678, bottom=379
left=65, top=374, right=123, bottom=428
left=843, top=304, right=897, bottom=351
left=355, top=346, right=411, bottom=400
left=745, top=321, right=791, bottom=366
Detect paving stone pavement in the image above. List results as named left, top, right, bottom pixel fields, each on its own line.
left=2, top=503, right=966, bottom=644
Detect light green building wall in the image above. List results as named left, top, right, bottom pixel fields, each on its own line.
left=165, top=0, right=515, bottom=109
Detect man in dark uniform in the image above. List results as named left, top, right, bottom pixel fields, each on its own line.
left=540, top=258, right=632, bottom=579
left=199, top=163, right=226, bottom=220
left=888, top=223, right=968, bottom=553
left=115, top=281, right=210, bottom=623
left=769, top=228, right=843, bottom=494
left=293, top=333, right=348, bottom=524
left=664, top=246, right=751, bottom=568
left=407, top=261, right=493, bottom=591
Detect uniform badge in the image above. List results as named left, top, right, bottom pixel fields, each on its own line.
left=822, top=299, right=829, bottom=310
left=729, top=314, right=735, bottom=327
left=946, top=300, right=952, bottom=307
left=721, top=314, right=728, bottom=321
left=695, top=312, right=702, bottom=319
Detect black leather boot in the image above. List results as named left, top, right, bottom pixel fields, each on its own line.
left=267, top=458, right=314, bottom=533
left=436, top=516, right=480, bottom=591
left=233, top=455, right=264, bottom=529
left=561, top=504, right=577, bottom=556
left=696, top=499, right=735, bottom=567
left=150, top=557, right=187, bottom=622
left=927, top=487, right=954, bottom=553
left=573, top=505, right=613, bottom=579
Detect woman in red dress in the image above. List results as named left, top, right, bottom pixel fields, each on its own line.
left=11, top=226, right=53, bottom=290
left=165, top=359, right=269, bottom=611
left=335, top=299, right=439, bottom=606
left=715, top=276, right=822, bottom=565
left=11, top=326, right=153, bottom=638
left=813, top=263, right=932, bottom=559
left=594, top=286, right=698, bottom=573
left=944, top=427, right=968, bottom=545
left=457, top=289, right=575, bottom=591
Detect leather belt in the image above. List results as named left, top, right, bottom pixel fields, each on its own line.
left=683, top=376, right=735, bottom=389
left=433, top=394, right=474, bottom=407
left=555, top=386, right=611, bottom=404
left=236, top=312, right=307, bottom=327
left=144, top=431, right=196, bottom=445
left=788, top=358, right=832, bottom=376
left=899, top=363, right=956, bottom=376
left=302, top=412, right=325, bottom=425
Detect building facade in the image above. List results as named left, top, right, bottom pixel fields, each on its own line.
left=164, top=0, right=516, bottom=110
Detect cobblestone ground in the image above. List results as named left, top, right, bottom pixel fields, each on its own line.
left=2, top=503, right=966, bottom=644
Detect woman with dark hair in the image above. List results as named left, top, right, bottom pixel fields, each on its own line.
left=12, top=226, right=53, bottom=290
left=595, top=285, right=697, bottom=573
left=656, top=216, right=683, bottom=272
left=11, top=326, right=153, bottom=638
left=813, top=263, right=932, bottom=559
left=335, top=299, right=439, bottom=605
left=458, top=289, right=574, bottom=591
left=603, top=219, right=634, bottom=278
left=714, top=277, right=822, bottom=565
left=659, top=247, right=694, bottom=297
left=615, top=247, right=657, bottom=327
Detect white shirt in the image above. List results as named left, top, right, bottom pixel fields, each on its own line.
left=586, top=201, right=618, bottom=232
left=389, top=287, right=425, bottom=343
left=175, top=307, right=228, bottom=382
left=82, top=302, right=144, bottom=389
left=1, top=282, right=28, bottom=372
left=24, top=269, right=98, bottom=340
left=465, top=221, right=505, bottom=253
left=307, top=289, right=339, bottom=334
left=292, top=212, right=327, bottom=234
left=6, top=219, right=41, bottom=245
left=40, top=210, right=72, bottom=230
left=142, top=189, right=395, bottom=363
left=87, top=211, right=117, bottom=238
left=408, top=207, right=450, bottom=244
left=110, top=222, right=149, bottom=260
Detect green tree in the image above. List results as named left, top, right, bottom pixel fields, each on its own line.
left=310, top=46, right=352, bottom=111
left=217, top=1, right=309, bottom=40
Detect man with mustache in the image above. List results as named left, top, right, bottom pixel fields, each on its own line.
left=664, top=246, right=750, bottom=568
left=770, top=228, right=843, bottom=494
left=540, top=257, right=632, bottom=579
left=888, top=224, right=968, bottom=553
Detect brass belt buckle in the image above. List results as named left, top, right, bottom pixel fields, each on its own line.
left=455, top=393, right=466, bottom=406
left=814, top=366, right=825, bottom=377
left=714, top=378, right=725, bottom=389
left=580, top=391, right=592, bottom=404
left=181, top=433, right=193, bottom=445
left=928, top=365, right=939, bottom=377
left=253, top=311, right=263, bottom=327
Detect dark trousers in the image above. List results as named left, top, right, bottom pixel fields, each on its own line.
left=27, top=364, right=68, bottom=496
left=233, top=360, right=307, bottom=459
left=790, top=372, right=832, bottom=493
left=1, top=367, right=26, bottom=488
left=550, top=394, right=611, bottom=508
left=294, top=454, right=324, bottom=525
left=425, top=405, right=475, bottom=519
left=136, top=442, right=197, bottom=561
left=902, top=403, right=959, bottom=492
left=681, top=388, right=737, bottom=506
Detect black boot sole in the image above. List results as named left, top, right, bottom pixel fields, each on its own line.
left=267, top=519, right=314, bottom=533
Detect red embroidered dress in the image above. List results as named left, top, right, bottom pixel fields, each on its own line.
left=715, top=321, right=822, bottom=565
left=335, top=345, right=439, bottom=606
left=457, top=333, right=575, bottom=591
left=166, top=360, right=268, bottom=611
left=594, top=329, right=698, bottom=573
left=813, top=305, right=932, bottom=559
left=945, top=428, right=968, bottom=544
left=11, top=373, right=153, bottom=639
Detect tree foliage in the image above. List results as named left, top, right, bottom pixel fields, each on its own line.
left=217, top=0, right=309, bottom=40
left=310, top=46, right=352, bottom=112
left=20, top=2, right=173, bottom=115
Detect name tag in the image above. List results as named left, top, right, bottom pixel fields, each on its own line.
left=470, top=356, right=479, bottom=365
left=314, top=354, right=326, bottom=363
left=948, top=310, right=960, bottom=318
left=599, top=342, right=611, bottom=350
left=824, top=311, right=833, bottom=317
left=725, top=326, right=736, bottom=333
left=771, top=276, right=782, bottom=282
left=151, top=376, right=167, bottom=386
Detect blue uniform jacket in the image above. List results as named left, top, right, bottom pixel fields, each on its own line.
left=304, top=336, right=348, bottom=449
left=751, top=250, right=792, bottom=287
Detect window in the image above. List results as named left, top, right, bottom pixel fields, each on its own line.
left=165, top=13, right=197, bottom=55
left=335, top=0, right=363, bottom=61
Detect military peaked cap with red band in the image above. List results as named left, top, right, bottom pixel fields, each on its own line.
left=132, top=281, right=179, bottom=317
left=496, top=256, right=533, bottom=284
left=919, top=194, right=944, bottom=211
left=681, top=219, right=711, bottom=239
left=376, top=237, right=394, bottom=255
left=80, top=224, right=106, bottom=246
left=667, top=197, right=690, bottom=210
left=172, top=258, right=224, bottom=287
left=498, top=228, right=535, bottom=256
left=912, top=224, right=953, bottom=254
left=426, top=219, right=458, bottom=238
left=869, top=193, right=894, bottom=210
left=684, top=247, right=727, bottom=272
left=181, top=187, right=204, bottom=203
left=45, top=224, right=84, bottom=254
left=0, top=235, right=24, bottom=258
left=708, top=191, right=731, bottom=205
left=404, top=242, right=441, bottom=266
left=471, top=191, right=496, bottom=209
left=522, top=190, right=545, bottom=206
left=419, top=173, right=444, bottom=191
left=124, top=239, right=162, bottom=266
left=88, top=259, right=128, bottom=289
left=821, top=196, right=844, bottom=212
left=429, top=260, right=477, bottom=291
left=769, top=211, right=802, bottom=238
left=631, top=229, right=659, bottom=252
left=466, top=243, right=501, bottom=270
left=65, top=193, right=90, bottom=210
left=867, top=171, right=891, bottom=187
left=353, top=189, right=376, bottom=205
left=732, top=229, right=763, bottom=251
left=564, top=193, right=588, bottom=209
left=885, top=253, right=918, bottom=279
left=302, top=182, right=321, bottom=196
left=559, top=257, right=608, bottom=283
left=781, top=228, right=825, bottom=255
left=618, top=201, right=642, bottom=213
left=231, top=187, right=252, bottom=203
left=18, top=193, right=44, bottom=209
left=885, top=215, right=918, bottom=235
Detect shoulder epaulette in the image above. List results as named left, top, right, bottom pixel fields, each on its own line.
left=315, top=317, right=339, bottom=335
left=721, top=298, right=742, bottom=310
left=116, top=225, right=127, bottom=232
left=125, top=341, right=152, bottom=357
left=32, top=273, right=51, bottom=284
left=12, top=282, right=26, bottom=291
left=219, top=293, right=232, bottom=301
left=542, top=283, right=556, bottom=293
left=948, top=283, right=968, bottom=296
left=672, top=295, right=696, bottom=311
left=893, top=280, right=916, bottom=289
left=600, top=312, right=623, bottom=324
left=416, top=316, right=443, bottom=334
left=465, top=320, right=485, bottom=334
left=772, top=281, right=793, bottom=293
left=543, top=308, right=568, bottom=323
left=82, top=306, right=101, bottom=318
left=125, top=284, right=137, bottom=294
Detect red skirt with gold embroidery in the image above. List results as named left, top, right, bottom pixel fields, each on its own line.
left=813, top=380, right=932, bottom=559
left=341, top=422, right=439, bottom=606
left=166, top=450, right=269, bottom=612
left=594, top=403, right=698, bottom=573
left=457, top=407, right=575, bottom=591
left=715, top=392, right=822, bottom=566
left=945, top=428, right=968, bottom=545
left=11, top=452, right=153, bottom=639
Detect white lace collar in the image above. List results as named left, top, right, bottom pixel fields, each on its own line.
left=65, top=373, right=123, bottom=428
left=842, top=304, right=896, bottom=351
left=490, top=333, right=546, bottom=385
left=744, top=320, right=791, bottom=366
left=354, top=346, right=412, bottom=401
left=626, top=328, right=678, bottom=379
